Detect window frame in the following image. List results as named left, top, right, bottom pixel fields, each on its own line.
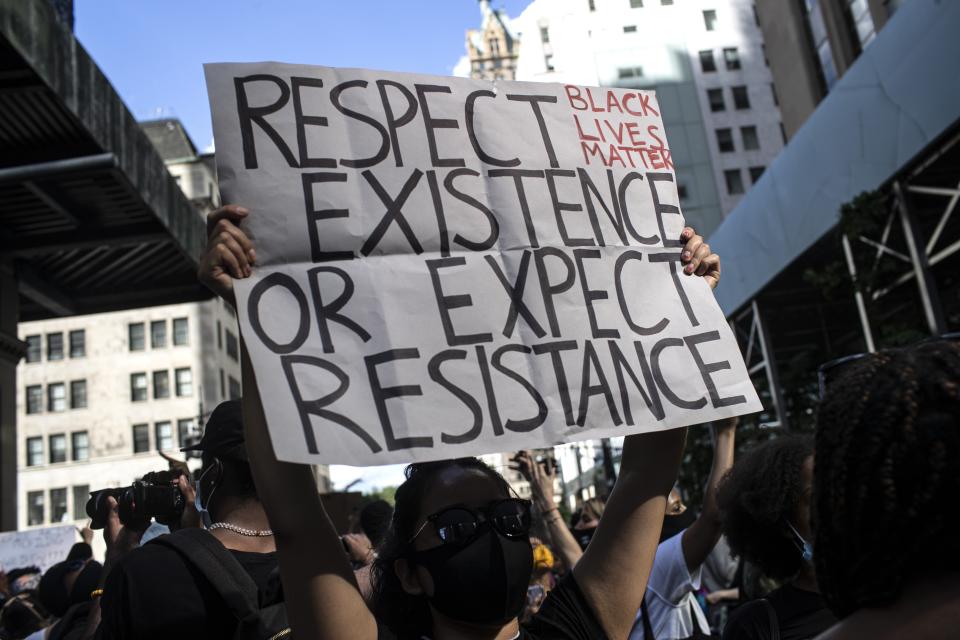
left=699, top=50, right=717, bottom=73
left=707, top=88, right=725, bottom=112
left=153, top=370, right=170, bottom=400
left=27, top=490, right=44, bottom=526
left=49, top=433, right=67, bottom=464
left=173, top=317, right=189, bottom=346
left=129, top=323, right=145, bottom=351
left=26, top=384, right=43, bottom=414
left=732, top=85, right=750, bottom=110
left=130, top=372, right=148, bottom=402
left=26, top=436, right=43, bottom=467
left=69, top=329, right=86, bottom=358
left=26, top=335, right=42, bottom=363
left=175, top=368, right=193, bottom=398
left=150, top=320, right=167, bottom=349
left=724, top=168, right=746, bottom=195
left=741, top=125, right=760, bottom=151
left=716, top=128, right=735, bottom=153
left=703, top=9, right=718, bottom=31
left=724, top=47, right=742, bottom=70
left=73, top=485, right=90, bottom=520
left=133, top=423, right=150, bottom=454
left=71, top=431, right=90, bottom=462
left=48, top=382, right=66, bottom=413
left=70, top=379, right=87, bottom=409
left=50, top=487, right=68, bottom=524
left=155, top=421, right=174, bottom=452
left=47, top=333, right=64, bottom=361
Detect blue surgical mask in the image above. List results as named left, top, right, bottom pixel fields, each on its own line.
left=194, top=462, right=219, bottom=528
left=786, top=521, right=813, bottom=563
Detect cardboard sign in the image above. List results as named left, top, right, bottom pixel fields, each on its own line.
left=0, top=525, right=76, bottom=573
left=205, top=63, right=761, bottom=466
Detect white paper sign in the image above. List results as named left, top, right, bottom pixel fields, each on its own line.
left=205, top=63, right=761, bottom=466
left=0, top=526, right=76, bottom=573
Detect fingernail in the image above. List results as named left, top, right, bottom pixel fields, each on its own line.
left=248, top=249, right=256, bottom=262
left=236, top=207, right=249, bottom=214
left=686, top=264, right=695, bottom=273
left=682, top=251, right=691, bottom=260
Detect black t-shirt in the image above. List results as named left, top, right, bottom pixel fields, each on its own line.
left=722, top=584, right=837, bottom=640
left=96, top=541, right=278, bottom=639
left=380, top=572, right=607, bottom=640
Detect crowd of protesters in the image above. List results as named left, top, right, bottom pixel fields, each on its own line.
left=1, top=204, right=956, bottom=639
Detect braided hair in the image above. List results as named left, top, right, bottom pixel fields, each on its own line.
left=814, top=341, right=960, bottom=618
left=717, top=434, right=814, bottom=581
left=368, top=457, right=513, bottom=639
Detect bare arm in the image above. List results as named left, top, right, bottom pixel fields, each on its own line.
left=681, top=417, right=737, bottom=574
left=570, top=227, right=722, bottom=638
left=200, top=206, right=376, bottom=639
left=512, top=451, right=583, bottom=570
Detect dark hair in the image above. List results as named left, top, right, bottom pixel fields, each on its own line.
left=369, top=458, right=512, bottom=639
left=717, top=434, right=814, bottom=581
left=814, top=341, right=960, bottom=618
left=200, top=454, right=258, bottom=512
left=360, top=500, right=393, bottom=548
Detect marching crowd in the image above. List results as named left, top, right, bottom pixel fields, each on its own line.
left=1, top=206, right=956, bottom=640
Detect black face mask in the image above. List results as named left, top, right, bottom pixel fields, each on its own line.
left=572, top=526, right=597, bottom=550
left=660, top=508, right=697, bottom=543
left=411, top=525, right=533, bottom=625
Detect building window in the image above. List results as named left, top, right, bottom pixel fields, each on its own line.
left=27, top=490, right=44, bottom=526
left=155, top=422, right=174, bottom=452
left=153, top=370, right=170, bottom=400
left=732, top=85, right=750, bottom=109
left=217, top=321, right=223, bottom=350
left=618, top=67, right=644, bottom=80
left=489, top=37, right=501, bottom=57
left=27, top=437, right=43, bottom=467
left=677, top=183, right=688, bottom=201
left=723, top=47, right=741, bottom=70
left=661, top=0, right=673, bottom=4
left=630, top=0, right=643, bottom=7
left=151, top=320, right=166, bottom=349
left=847, top=0, right=875, bottom=49
left=753, top=2, right=760, bottom=25
left=220, top=368, right=226, bottom=400
left=707, top=88, right=725, bottom=112
left=703, top=9, right=717, bottom=31
left=805, top=0, right=838, bottom=90
left=761, top=43, right=769, bottom=67
left=225, top=331, right=239, bottom=361
left=716, top=128, right=735, bottom=153
left=73, top=485, right=89, bottom=520
left=129, top=323, right=145, bottom=351
left=540, top=26, right=550, bottom=42
left=699, top=50, right=717, bottom=73
left=588, top=0, right=595, bottom=11
left=47, top=333, right=64, bottom=361
left=178, top=419, right=196, bottom=447
left=780, top=122, right=788, bottom=144
left=545, top=54, right=555, bottom=71
left=26, top=335, right=42, bottom=363
left=71, top=431, right=89, bottom=461
left=50, top=488, right=67, bottom=523
left=69, top=330, right=85, bottom=358
left=175, top=368, right=193, bottom=398
left=771, top=82, right=780, bottom=106
left=70, top=380, right=87, bottom=409
left=26, top=385, right=43, bottom=414
left=48, top=383, right=66, bottom=413
left=49, top=433, right=67, bottom=464
left=229, top=376, right=241, bottom=401
left=741, top=126, right=760, bottom=150
left=131, top=373, right=148, bottom=402
left=749, top=165, right=766, bottom=183
left=133, top=424, right=150, bottom=453
left=173, top=318, right=189, bottom=346
left=623, top=25, right=637, bottom=33
left=725, top=169, right=745, bottom=195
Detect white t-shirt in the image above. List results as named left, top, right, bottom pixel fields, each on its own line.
left=629, top=530, right=710, bottom=640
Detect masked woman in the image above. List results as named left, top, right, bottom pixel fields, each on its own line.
left=199, top=205, right=723, bottom=640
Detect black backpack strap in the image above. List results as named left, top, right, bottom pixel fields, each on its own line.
left=149, top=528, right=260, bottom=625
left=759, top=598, right=780, bottom=640
left=640, top=594, right=655, bottom=639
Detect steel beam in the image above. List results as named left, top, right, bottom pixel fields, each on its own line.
left=895, top=181, right=947, bottom=335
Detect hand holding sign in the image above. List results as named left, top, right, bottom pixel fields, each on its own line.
left=204, top=63, right=760, bottom=466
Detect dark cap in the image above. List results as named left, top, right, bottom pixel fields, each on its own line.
left=181, top=400, right=247, bottom=461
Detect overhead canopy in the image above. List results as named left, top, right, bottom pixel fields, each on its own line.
left=0, top=0, right=209, bottom=321
left=709, top=0, right=960, bottom=316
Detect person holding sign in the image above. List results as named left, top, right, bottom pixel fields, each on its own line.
left=199, top=205, right=723, bottom=639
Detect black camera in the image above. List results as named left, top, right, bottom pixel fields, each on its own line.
left=86, top=470, right=186, bottom=530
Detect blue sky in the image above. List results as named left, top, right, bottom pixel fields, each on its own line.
left=75, top=0, right=530, bottom=153
left=75, top=0, right=530, bottom=491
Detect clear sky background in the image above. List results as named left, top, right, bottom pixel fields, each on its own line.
left=74, top=0, right=529, bottom=492
left=75, top=0, right=530, bottom=152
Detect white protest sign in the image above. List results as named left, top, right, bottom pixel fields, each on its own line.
left=205, top=63, right=761, bottom=466
left=0, top=525, right=76, bottom=573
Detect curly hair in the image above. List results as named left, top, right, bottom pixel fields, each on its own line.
left=368, top=457, right=513, bottom=639
left=814, top=341, right=960, bottom=618
left=717, top=434, right=814, bottom=581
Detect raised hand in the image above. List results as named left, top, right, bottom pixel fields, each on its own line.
left=197, top=205, right=255, bottom=306
left=679, top=226, right=721, bottom=290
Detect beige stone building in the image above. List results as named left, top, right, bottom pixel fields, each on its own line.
left=466, top=0, right=520, bottom=81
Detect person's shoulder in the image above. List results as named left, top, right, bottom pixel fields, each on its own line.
left=723, top=600, right=773, bottom=640
left=525, top=572, right=607, bottom=640
left=108, top=536, right=191, bottom=582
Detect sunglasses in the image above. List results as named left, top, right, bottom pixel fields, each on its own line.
left=409, top=498, right=532, bottom=545
left=817, top=332, right=960, bottom=399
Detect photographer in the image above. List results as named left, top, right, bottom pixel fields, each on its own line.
left=91, top=400, right=286, bottom=639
